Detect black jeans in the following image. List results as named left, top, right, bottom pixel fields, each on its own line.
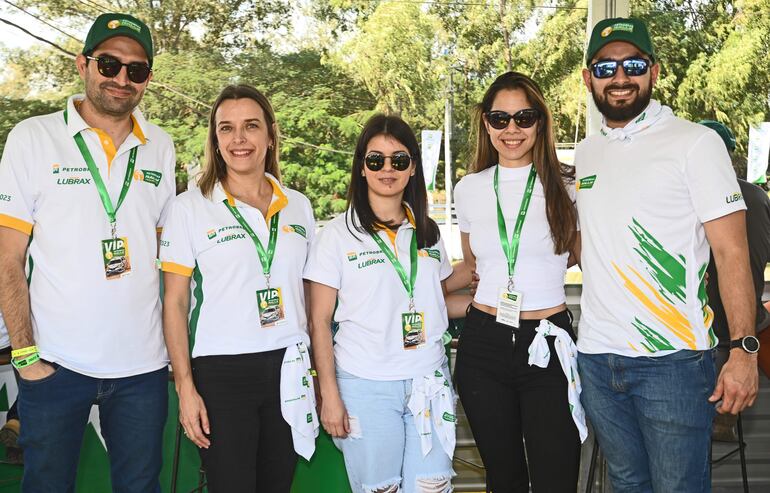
left=193, top=348, right=297, bottom=493
left=455, top=306, right=581, bottom=493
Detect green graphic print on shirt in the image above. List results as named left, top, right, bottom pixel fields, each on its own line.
left=612, top=219, right=716, bottom=353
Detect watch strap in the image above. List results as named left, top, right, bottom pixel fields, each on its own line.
left=729, top=336, right=760, bottom=353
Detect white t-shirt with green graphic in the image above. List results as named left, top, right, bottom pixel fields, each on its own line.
left=575, top=113, right=746, bottom=356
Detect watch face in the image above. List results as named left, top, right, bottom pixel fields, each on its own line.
left=743, top=336, right=760, bottom=353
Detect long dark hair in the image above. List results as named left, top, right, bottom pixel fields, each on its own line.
left=471, top=71, right=576, bottom=254
left=199, top=84, right=280, bottom=198
left=346, top=114, right=439, bottom=249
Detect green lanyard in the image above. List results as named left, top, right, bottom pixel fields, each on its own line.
left=370, top=229, right=418, bottom=312
left=64, top=110, right=137, bottom=238
left=223, top=200, right=280, bottom=288
left=493, top=164, right=538, bottom=291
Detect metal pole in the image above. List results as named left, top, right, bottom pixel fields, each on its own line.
left=444, top=71, right=454, bottom=257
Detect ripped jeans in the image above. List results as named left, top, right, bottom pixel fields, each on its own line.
left=333, top=367, right=455, bottom=493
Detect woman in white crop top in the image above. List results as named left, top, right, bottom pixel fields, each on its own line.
left=453, top=72, right=586, bottom=492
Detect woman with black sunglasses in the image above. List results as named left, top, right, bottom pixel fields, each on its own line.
left=453, top=72, right=586, bottom=492
left=305, top=114, right=470, bottom=493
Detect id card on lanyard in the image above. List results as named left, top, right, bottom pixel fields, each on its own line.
left=370, top=229, right=425, bottom=350
left=493, top=164, right=538, bottom=328
left=223, top=198, right=286, bottom=328
left=64, top=110, right=136, bottom=280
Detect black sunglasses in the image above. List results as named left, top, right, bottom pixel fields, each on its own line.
left=86, top=55, right=152, bottom=84
left=364, top=151, right=412, bottom=172
left=485, top=109, right=541, bottom=130
left=590, top=57, right=650, bottom=79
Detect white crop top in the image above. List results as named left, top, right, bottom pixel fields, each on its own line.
left=454, top=164, right=576, bottom=311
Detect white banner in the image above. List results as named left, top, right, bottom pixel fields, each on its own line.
left=421, top=130, right=442, bottom=191
left=747, top=123, right=770, bottom=184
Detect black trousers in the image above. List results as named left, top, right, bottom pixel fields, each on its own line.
left=455, top=306, right=581, bottom=493
left=193, top=348, right=297, bottom=493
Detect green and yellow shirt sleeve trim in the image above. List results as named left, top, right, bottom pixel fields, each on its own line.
left=0, top=214, right=33, bottom=235
left=161, top=261, right=194, bottom=277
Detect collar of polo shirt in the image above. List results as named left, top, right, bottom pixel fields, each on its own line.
left=211, top=172, right=288, bottom=221
left=374, top=203, right=416, bottom=249
left=67, top=96, right=148, bottom=172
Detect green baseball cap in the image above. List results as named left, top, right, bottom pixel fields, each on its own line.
left=83, top=13, right=154, bottom=67
left=699, top=120, right=737, bottom=152
left=586, top=17, right=655, bottom=66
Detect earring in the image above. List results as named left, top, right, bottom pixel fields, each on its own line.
left=268, top=143, right=274, bottom=150
left=216, top=148, right=221, bottom=155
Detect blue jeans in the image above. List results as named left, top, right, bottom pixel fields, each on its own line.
left=18, top=364, right=168, bottom=493
left=334, top=367, right=454, bottom=493
left=579, top=350, right=716, bottom=493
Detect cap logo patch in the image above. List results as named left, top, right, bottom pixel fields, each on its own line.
left=601, top=26, right=613, bottom=37
left=107, top=18, right=142, bottom=33
left=611, top=22, right=634, bottom=33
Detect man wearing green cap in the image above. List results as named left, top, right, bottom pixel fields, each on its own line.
left=574, top=17, right=759, bottom=492
left=0, top=12, right=175, bottom=491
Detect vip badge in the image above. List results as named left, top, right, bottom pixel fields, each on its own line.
left=402, top=311, right=426, bottom=350
left=256, top=287, right=286, bottom=328
left=102, top=237, right=132, bottom=280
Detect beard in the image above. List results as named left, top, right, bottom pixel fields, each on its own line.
left=85, top=78, right=143, bottom=118
left=591, top=81, right=652, bottom=124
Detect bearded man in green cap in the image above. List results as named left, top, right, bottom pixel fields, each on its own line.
left=574, top=17, right=759, bottom=492
left=0, top=13, right=175, bottom=491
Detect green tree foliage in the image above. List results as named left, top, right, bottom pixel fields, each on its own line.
left=332, top=2, right=444, bottom=130
left=514, top=0, right=587, bottom=143
left=2, top=0, right=770, bottom=216
left=668, top=0, right=770, bottom=151
left=0, top=98, right=62, bottom=156
left=236, top=48, right=375, bottom=218
left=430, top=0, right=536, bottom=173
left=19, top=0, right=290, bottom=53
left=141, top=50, right=236, bottom=186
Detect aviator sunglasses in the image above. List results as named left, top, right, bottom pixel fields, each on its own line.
left=590, top=57, right=650, bottom=79
left=364, top=151, right=412, bottom=172
left=485, top=108, right=541, bottom=130
left=86, top=54, right=152, bottom=84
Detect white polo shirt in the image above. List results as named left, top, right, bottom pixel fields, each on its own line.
left=575, top=111, right=746, bottom=356
left=454, top=164, right=576, bottom=310
left=304, top=209, right=452, bottom=381
left=0, top=95, right=176, bottom=378
left=160, top=175, right=315, bottom=358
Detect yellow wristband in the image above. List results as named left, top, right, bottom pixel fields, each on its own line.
left=11, top=346, right=38, bottom=358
